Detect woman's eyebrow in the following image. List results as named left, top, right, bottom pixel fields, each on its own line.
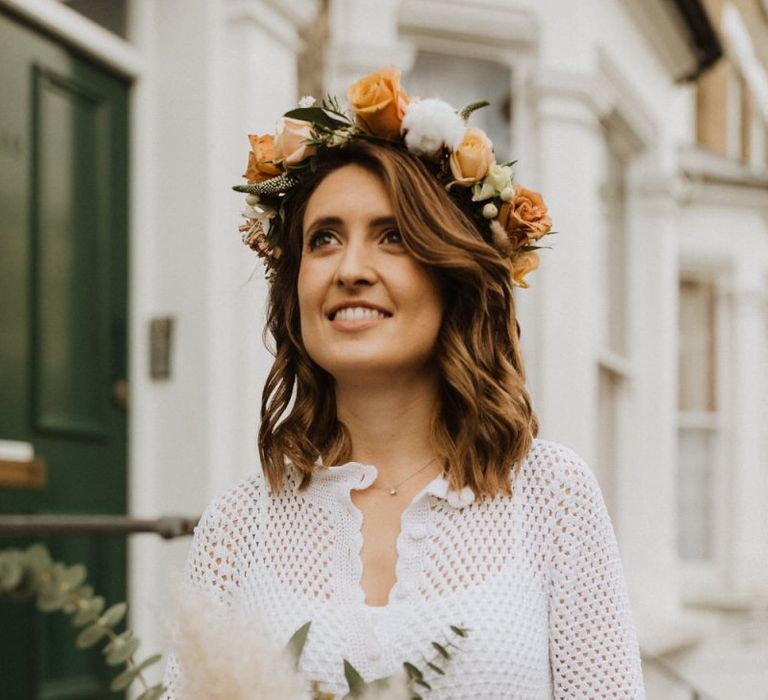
left=304, top=215, right=397, bottom=232
left=305, top=215, right=343, bottom=232
left=370, top=216, right=397, bottom=227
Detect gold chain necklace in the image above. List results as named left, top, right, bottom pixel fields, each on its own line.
left=370, top=456, right=439, bottom=496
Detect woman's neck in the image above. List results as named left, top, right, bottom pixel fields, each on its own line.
left=334, top=370, right=443, bottom=484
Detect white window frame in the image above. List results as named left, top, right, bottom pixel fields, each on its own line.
left=676, top=268, right=732, bottom=593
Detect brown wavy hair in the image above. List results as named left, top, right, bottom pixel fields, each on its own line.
left=258, top=139, right=538, bottom=500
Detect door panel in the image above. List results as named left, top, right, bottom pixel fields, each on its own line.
left=0, top=9, right=129, bottom=699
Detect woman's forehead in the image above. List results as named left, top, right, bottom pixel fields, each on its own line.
left=302, top=164, right=394, bottom=229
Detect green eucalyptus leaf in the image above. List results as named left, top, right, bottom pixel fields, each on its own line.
left=24, top=544, right=52, bottom=572
left=343, top=659, right=367, bottom=697
left=72, top=596, right=105, bottom=627
left=109, top=653, right=162, bottom=692
left=425, top=661, right=445, bottom=675
left=286, top=620, right=311, bottom=667
left=284, top=107, right=349, bottom=129
left=75, top=584, right=94, bottom=600
left=76, top=623, right=108, bottom=649
left=0, top=550, right=24, bottom=591
left=431, top=641, right=450, bottom=659
left=109, top=665, right=141, bottom=692
left=136, top=684, right=166, bottom=700
left=402, top=662, right=424, bottom=681
left=61, top=564, right=87, bottom=592
left=99, top=602, right=127, bottom=628
left=105, top=634, right=139, bottom=666
left=37, top=589, right=67, bottom=613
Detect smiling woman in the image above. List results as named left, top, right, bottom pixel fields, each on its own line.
left=297, top=164, right=444, bottom=390
left=163, top=68, right=645, bottom=699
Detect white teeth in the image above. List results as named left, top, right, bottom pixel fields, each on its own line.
left=333, top=307, right=389, bottom=321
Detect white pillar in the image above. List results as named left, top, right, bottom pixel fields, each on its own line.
left=726, top=274, right=768, bottom=591
left=530, top=70, right=603, bottom=463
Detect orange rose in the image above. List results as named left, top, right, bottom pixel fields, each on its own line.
left=449, top=128, right=494, bottom=186
left=511, top=251, right=540, bottom=288
left=274, top=118, right=316, bottom=166
left=347, top=66, right=410, bottom=140
left=243, top=134, right=282, bottom=183
left=498, top=186, right=552, bottom=242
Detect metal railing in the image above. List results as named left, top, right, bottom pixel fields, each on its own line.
left=0, top=514, right=199, bottom=540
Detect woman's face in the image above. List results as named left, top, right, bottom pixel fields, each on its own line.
left=297, top=164, right=444, bottom=384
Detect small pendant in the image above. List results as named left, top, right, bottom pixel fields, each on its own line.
left=388, top=487, right=397, bottom=496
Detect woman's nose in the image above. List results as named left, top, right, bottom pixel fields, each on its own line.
left=333, top=238, right=377, bottom=287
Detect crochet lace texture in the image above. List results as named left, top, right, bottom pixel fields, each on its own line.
left=163, top=438, right=645, bottom=698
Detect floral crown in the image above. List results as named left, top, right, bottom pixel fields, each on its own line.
left=233, top=67, right=554, bottom=288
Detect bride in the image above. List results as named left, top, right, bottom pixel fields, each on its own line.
left=164, top=67, right=645, bottom=698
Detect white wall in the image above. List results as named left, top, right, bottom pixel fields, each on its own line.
left=127, top=0, right=317, bottom=683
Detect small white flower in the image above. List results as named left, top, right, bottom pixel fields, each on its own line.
left=401, top=98, right=465, bottom=158
left=446, top=486, right=476, bottom=508
left=298, top=95, right=316, bottom=108
left=486, top=163, right=513, bottom=191
left=482, top=203, right=499, bottom=219
left=245, top=193, right=260, bottom=206
left=472, top=163, right=513, bottom=202
left=472, top=180, right=496, bottom=202
left=500, top=186, right=516, bottom=202
left=242, top=204, right=276, bottom=221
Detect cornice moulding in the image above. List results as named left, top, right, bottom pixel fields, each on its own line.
left=620, top=0, right=700, bottom=81
left=228, top=0, right=307, bottom=51
left=398, top=0, right=538, bottom=49
left=679, top=144, right=768, bottom=190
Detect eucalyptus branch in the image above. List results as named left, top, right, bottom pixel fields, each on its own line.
left=0, top=543, right=164, bottom=700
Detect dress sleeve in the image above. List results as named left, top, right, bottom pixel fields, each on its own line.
left=548, top=451, right=645, bottom=698
left=162, top=501, right=242, bottom=699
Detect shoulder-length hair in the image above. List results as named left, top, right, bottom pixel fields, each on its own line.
left=258, top=139, right=538, bottom=500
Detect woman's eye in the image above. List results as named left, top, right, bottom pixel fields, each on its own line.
left=382, top=228, right=403, bottom=245
left=307, top=231, right=336, bottom=250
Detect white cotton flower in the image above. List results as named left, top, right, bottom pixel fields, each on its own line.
left=446, top=486, right=476, bottom=508
left=400, top=98, right=465, bottom=158
left=298, top=95, right=316, bottom=108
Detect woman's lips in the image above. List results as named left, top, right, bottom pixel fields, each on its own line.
left=329, top=305, right=392, bottom=331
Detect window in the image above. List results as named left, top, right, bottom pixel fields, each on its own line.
left=594, top=127, right=632, bottom=513
left=726, top=66, right=744, bottom=161
left=406, top=52, right=513, bottom=159
left=676, top=277, right=720, bottom=562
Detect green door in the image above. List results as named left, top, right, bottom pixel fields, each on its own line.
left=0, top=9, right=129, bottom=699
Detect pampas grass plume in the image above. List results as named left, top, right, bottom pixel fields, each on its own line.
left=167, top=575, right=311, bottom=699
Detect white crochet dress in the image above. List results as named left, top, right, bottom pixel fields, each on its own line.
left=163, top=438, right=645, bottom=698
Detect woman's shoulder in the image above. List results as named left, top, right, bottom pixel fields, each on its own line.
left=196, top=469, right=268, bottom=532
left=519, top=437, right=600, bottom=500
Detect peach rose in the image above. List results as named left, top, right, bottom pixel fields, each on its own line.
left=243, top=134, right=282, bottom=183
left=497, top=186, right=552, bottom=242
left=449, top=128, right=494, bottom=186
left=347, top=66, right=410, bottom=140
left=274, top=118, right=316, bottom=166
left=510, top=251, right=540, bottom=288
